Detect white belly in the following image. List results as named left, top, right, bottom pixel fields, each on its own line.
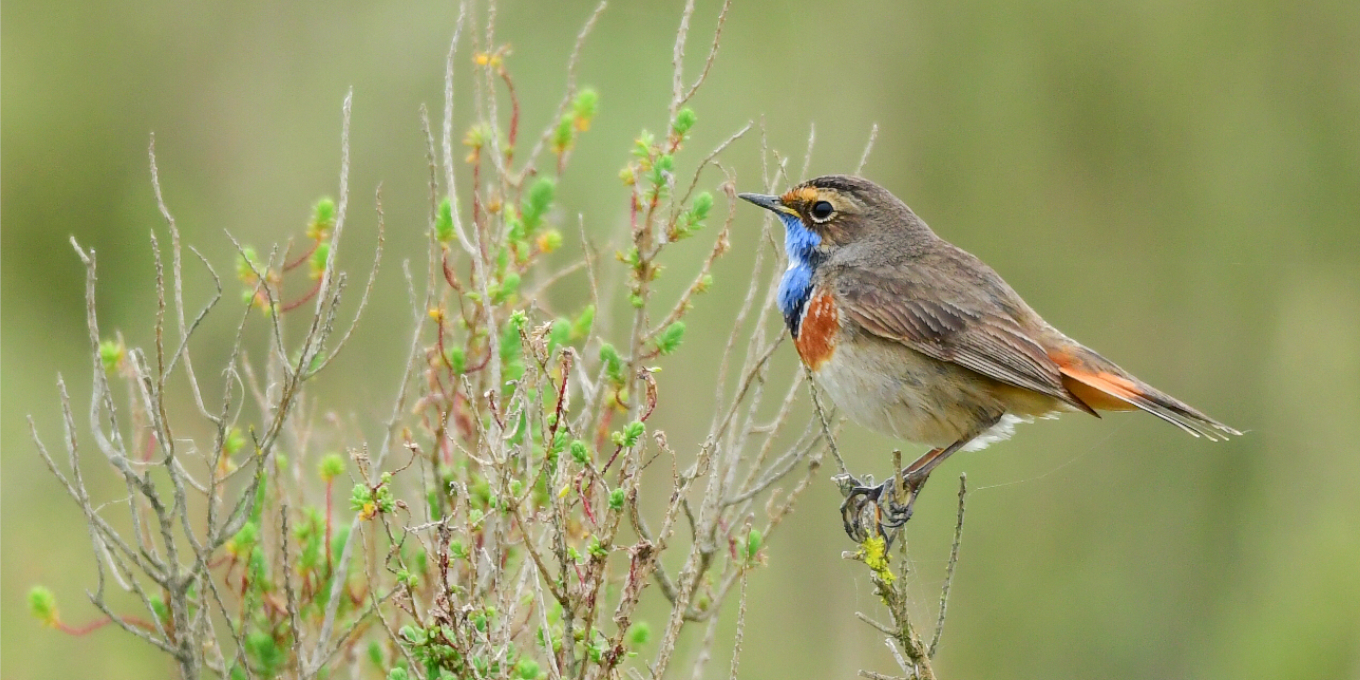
left=811, top=333, right=1064, bottom=449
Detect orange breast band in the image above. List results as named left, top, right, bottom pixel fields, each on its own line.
left=795, top=290, right=839, bottom=370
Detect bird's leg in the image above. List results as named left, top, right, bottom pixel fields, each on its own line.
left=841, top=417, right=1000, bottom=543
left=875, top=442, right=960, bottom=530
left=839, top=446, right=952, bottom=543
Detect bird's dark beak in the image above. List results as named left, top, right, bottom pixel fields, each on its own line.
left=737, top=192, right=796, bottom=217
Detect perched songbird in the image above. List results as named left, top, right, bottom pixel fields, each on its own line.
left=738, top=175, right=1240, bottom=541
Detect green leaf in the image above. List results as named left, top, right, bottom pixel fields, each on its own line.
left=516, top=658, right=541, bottom=680
left=312, top=196, right=337, bottom=227
left=548, top=318, right=571, bottom=354
left=627, top=621, right=651, bottom=647
left=622, top=420, right=645, bottom=447
left=309, top=242, right=330, bottom=278
left=446, top=346, right=466, bottom=374
left=27, top=586, right=57, bottom=627
left=98, top=339, right=123, bottom=373
left=435, top=197, right=455, bottom=242
left=553, top=114, right=575, bottom=153
left=569, top=440, right=591, bottom=465
left=632, top=131, right=655, bottom=160
left=309, top=196, right=336, bottom=239
left=652, top=322, right=685, bottom=356
left=319, top=453, right=345, bottom=482
left=573, top=89, right=598, bottom=121
left=598, top=344, right=624, bottom=385
left=493, top=271, right=521, bottom=304
left=745, top=528, right=763, bottom=560
left=235, top=246, right=260, bottom=282
left=245, top=629, right=284, bottom=675
left=522, top=177, right=556, bottom=232
left=570, top=305, right=595, bottom=341
left=672, top=107, right=697, bottom=136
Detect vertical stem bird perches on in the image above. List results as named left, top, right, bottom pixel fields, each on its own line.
left=852, top=473, right=969, bottom=680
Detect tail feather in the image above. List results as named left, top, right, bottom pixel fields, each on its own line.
left=1050, top=345, right=1241, bottom=441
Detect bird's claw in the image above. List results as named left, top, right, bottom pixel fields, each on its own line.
left=836, top=473, right=923, bottom=546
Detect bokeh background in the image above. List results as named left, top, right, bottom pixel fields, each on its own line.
left=4, top=0, right=1359, bottom=678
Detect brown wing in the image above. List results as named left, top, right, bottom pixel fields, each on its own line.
left=834, top=267, right=1097, bottom=415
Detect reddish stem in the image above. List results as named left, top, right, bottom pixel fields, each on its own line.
left=442, top=250, right=462, bottom=291
left=56, top=618, right=112, bottom=635
left=600, top=445, right=625, bottom=478
left=575, top=475, right=598, bottom=527
left=284, top=239, right=320, bottom=272
left=58, top=615, right=158, bottom=636
left=281, top=279, right=321, bottom=313
left=500, top=67, right=520, bottom=164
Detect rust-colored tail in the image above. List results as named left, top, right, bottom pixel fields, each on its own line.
left=1049, top=345, right=1241, bottom=441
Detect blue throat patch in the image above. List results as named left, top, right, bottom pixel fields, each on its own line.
left=776, top=213, right=823, bottom=337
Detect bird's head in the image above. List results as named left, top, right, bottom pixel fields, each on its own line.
left=737, top=175, right=916, bottom=257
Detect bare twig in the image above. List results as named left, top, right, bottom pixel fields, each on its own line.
left=929, top=473, right=967, bottom=659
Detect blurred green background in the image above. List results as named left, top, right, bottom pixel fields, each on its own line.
left=4, top=0, right=1359, bottom=678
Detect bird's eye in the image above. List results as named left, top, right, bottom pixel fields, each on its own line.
left=809, top=200, right=834, bottom=222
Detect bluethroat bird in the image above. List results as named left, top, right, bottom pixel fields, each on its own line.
left=738, top=175, right=1240, bottom=542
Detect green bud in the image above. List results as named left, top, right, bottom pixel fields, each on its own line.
left=309, top=242, right=330, bottom=279
left=350, top=484, right=372, bottom=513
left=549, top=318, right=571, bottom=353
left=653, top=322, right=685, bottom=356
left=690, top=190, right=713, bottom=218
left=573, top=89, right=599, bottom=122
left=319, top=453, right=345, bottom=483
left=522, top=177, right=556, bottom=232
left=632, top=131, right=655, bottom=160
left=446, top=346, right=467, bottom=374
left=537, top=229, right=563, bottom=253
left=503, top=271, right=521, bottom=296
left=587, top=537, right=608, bottom=558
left=516, top=658, right=541, bottom=680
left=622, top=421, right=645, bottom=448
left=309, top=197, right=336, bottom=240
left=672, top=107, right=697, bottom=136
left=98, top=339, right=124, bottom=373
left=569, top=440, right=590, bottom=465
left=745, top=528, right=763, bottom=560
left=627, top=621, right=650, bottom=647
left=235, top=247, right=260, bottom=282
left=609, top=488, right=626, bottom=511
left=553, top=114, right=575, bottom=154
left=224, top=427, right=246, bottom=456
left=149, top=595, right=168, bottom=624
left=598, top=344, right=624, bottom=384
left=436, top=197, right=455, bottom=242
left=570, top=305, right=595, bottom=341
left=27, top=586, right=58, bottom=627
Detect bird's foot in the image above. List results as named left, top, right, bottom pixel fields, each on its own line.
left=834, top=471, right=924, bottom=546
